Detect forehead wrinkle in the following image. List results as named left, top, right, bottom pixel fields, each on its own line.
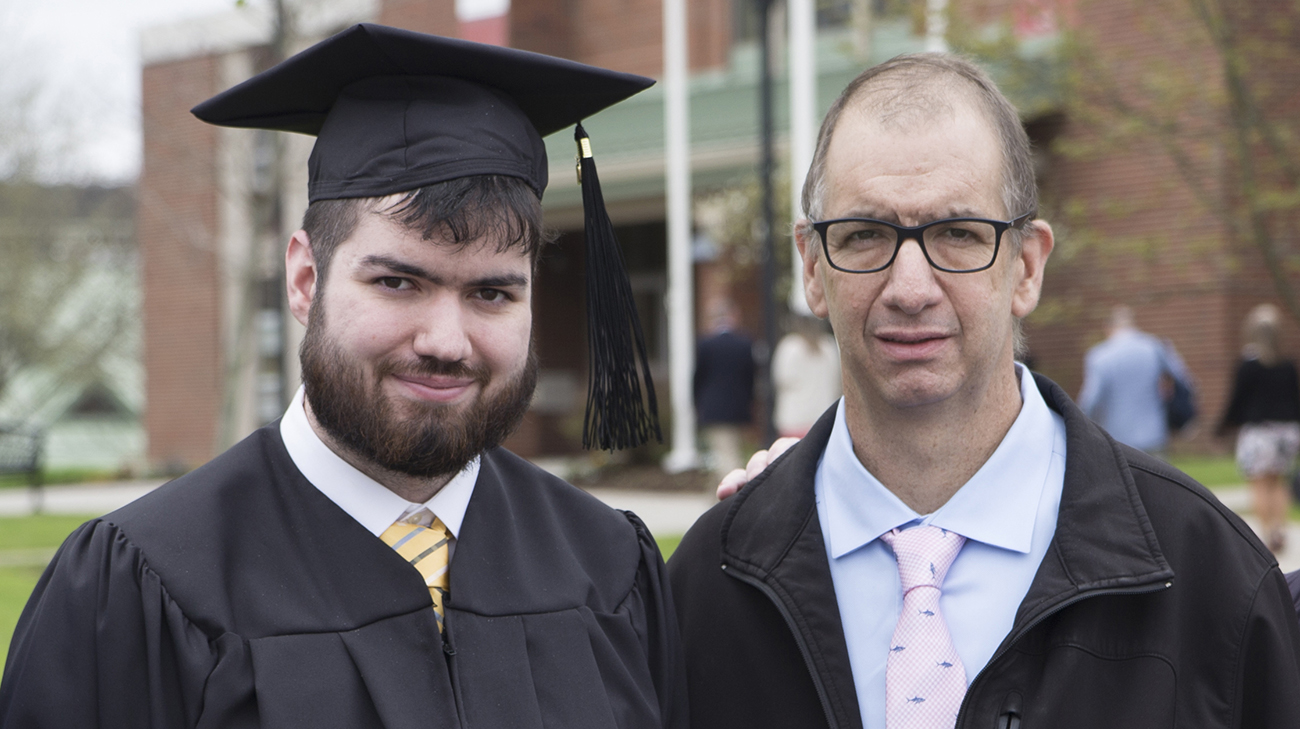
left=830, top=168, right=998, bottom=225
left=823, top=115, right=1003, bottom=224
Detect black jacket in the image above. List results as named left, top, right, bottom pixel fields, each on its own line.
left=668, top=374, right=1300, bottom=729
left=1218, top=358, right=1300, bottom=433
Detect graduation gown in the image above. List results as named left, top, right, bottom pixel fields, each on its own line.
left=0, top=424, right=686, bottom=729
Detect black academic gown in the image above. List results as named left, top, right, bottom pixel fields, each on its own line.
left=0, top=424, right=686, bottom=729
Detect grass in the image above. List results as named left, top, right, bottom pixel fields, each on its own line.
left=0, top=467, right=127, bottom=490
left=0, top=515, right=97, bottom=674
left=1166, top=455, right=1242, bottom=489
left=0, top=566, right=47, bottom=672
left=657, top=534, right=682, bottom=560
left=0, top=514, right=95, bottom=551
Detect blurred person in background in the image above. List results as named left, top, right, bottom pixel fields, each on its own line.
left=1078, top=304, right=1194, bottom=456
left=1218, top=303, right=1300, bottom=554
left=694, top=298, right=756, bottom=477
left=772, top=313, right=841, bottom=438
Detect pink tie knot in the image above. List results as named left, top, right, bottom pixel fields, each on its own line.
left=881, top=526, right=966, bottom=592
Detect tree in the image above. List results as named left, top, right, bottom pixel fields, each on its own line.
left=1050, top=0, right=1300, bottom=320
left=0, top=183, right=138, bottom=426
left=0, top=10, right=137, bottom=429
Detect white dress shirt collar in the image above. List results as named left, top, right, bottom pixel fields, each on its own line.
left=279, top=385, right=478, bottom=539
left=821, top=364, right=1056, bottom=558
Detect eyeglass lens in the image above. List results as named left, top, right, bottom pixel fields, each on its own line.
left=823, top=219, right=999, bottom=272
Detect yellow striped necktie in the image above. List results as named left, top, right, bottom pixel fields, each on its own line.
left=380, top=515, right=452, bottom=632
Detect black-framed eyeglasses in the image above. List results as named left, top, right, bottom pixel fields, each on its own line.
left=810, top=212, right=1035, bottom=274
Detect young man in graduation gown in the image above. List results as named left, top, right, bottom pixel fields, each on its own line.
left=0, top=24, right=685, bottom=729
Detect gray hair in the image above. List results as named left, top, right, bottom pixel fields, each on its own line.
left=800, top=53, right=1037, bottom=238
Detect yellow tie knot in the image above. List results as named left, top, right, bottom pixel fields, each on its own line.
left=380, top=516, right=452, bottom=631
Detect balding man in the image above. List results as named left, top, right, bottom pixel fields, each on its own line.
left=668, top=54, right=1300, bottom=729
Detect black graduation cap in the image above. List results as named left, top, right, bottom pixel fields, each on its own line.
left=192, top=23, right=661, bottom=451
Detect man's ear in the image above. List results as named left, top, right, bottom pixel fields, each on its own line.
left=285, top=230, right=317, bottom=327
left=795, top=220, right=829, bottom=318
left=1010, top=220, right=1054, bottom=319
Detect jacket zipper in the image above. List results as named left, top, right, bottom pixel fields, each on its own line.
left=723, top=564, right=842, bottom=729
left=957, top=578, right=1174, bottom=728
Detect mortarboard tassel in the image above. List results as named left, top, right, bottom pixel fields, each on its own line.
left=575, top=123, right=662, bottom=451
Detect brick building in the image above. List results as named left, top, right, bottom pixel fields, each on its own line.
left=138, top=0, right=1299, bottom=470
left=1022, top=0, right=1300, bottom=452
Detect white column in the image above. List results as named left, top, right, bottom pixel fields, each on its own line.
left=926, top=0, right=949, bottom=52
left=662, top=0, right=698, bottom=473
left=787, top=0, right=816, bottom=315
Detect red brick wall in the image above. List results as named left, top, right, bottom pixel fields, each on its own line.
left=511, top=0, right=732, bottom=76
left=1033, top=0, right=1229, bottom=408
left=1218, top=0, right=1300, bottom=431
left=689, top=0, right=732, bottom=71
left=1222, top=0, right=1300, bottom=360
left=140, top=55, right=224, bottom=471
left=1020, top=0, right=1300, bottom=451
left=573, top=0, right=664, bottom=75
left=379, top=0, right=458, bottom=37
left=460, top=14, right=510, bottom=45
left=510, top=0, right=577, bottom=60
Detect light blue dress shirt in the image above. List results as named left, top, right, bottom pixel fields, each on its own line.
left=814, top=365, right=1067, bottom=729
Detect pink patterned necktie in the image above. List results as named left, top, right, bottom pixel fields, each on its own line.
left=880, top=526, right=968, bottom=729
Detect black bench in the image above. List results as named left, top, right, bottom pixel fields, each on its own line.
left=0, top=424, right=44, bottom=512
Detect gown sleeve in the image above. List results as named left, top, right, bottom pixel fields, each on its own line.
left=0, top=519, right=245, bottom=729
left=621, top=511, right=689, bottom=729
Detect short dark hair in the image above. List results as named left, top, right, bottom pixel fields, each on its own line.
left=300, top=174, right=549, bottom=284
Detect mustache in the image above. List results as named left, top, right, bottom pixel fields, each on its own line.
left=377, top=355, right=490, bottom=383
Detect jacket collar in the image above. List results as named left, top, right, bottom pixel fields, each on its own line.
left=718, top=401, right=860, bottom=729
left=1014, top=373, right=1174, bottom=624
left=719, top=372, right=1174, bottom=632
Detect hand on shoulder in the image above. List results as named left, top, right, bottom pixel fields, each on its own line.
left=715, top=437, right=801, bottom=500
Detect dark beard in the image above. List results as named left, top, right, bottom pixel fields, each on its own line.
left=299, top=312, right=538, bottom=479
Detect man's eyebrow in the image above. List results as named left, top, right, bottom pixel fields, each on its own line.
left=470, top=273, right=530, bottom=289
left=356, top=255, right=529, bottom=288
left=358, top=254, right=437, bottom=281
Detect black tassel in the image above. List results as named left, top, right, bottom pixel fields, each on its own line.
left=575, top=122, right=662, bottom=450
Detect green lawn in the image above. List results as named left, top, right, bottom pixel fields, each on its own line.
left=0, top=565, right=47, bottom=672
left=0, top=514, right=94, bottom=550
left=0, top=468, right=122, bottom=490
left=0, top=515, right=96, bottom=674
left=1167, top=455, right=1242, bottom=489
left=657, top=534, right=681, bottom=560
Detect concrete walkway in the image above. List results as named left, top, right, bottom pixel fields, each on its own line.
left=1, top=479, right=1295, bottom=572
left=1214, top=486, right=1300, bottom=572
left=0, top=481, right=165, bottom=519
left=0, top=479, right=717, bottom=549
